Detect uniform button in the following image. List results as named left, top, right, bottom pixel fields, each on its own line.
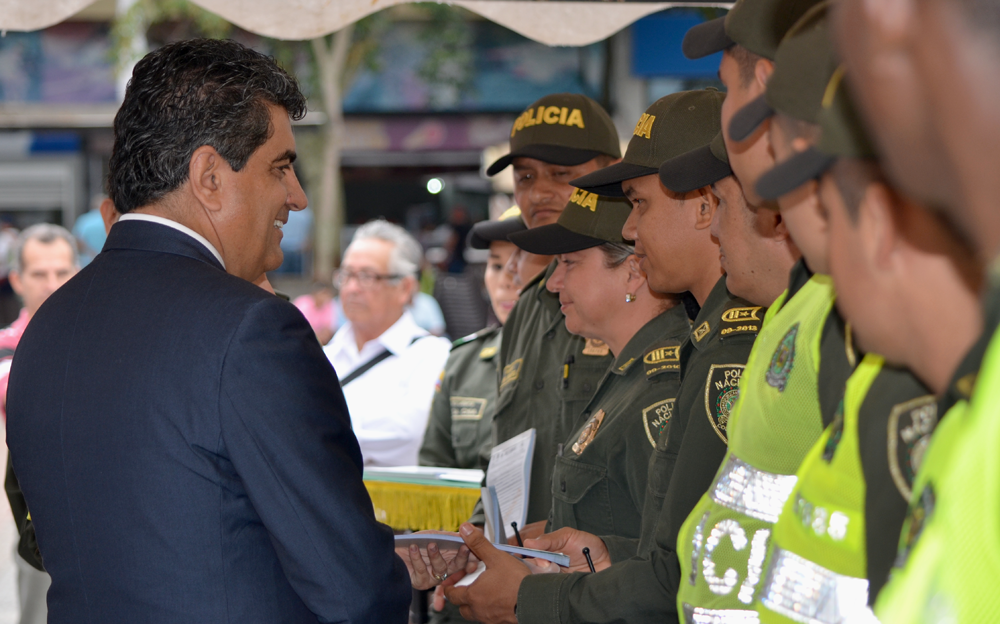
left=534, top=380, right=545, bottom=390
left=560, top=479, right=566, bottom=492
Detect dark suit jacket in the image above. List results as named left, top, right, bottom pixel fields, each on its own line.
left=6, top=220, right=410, bottom=623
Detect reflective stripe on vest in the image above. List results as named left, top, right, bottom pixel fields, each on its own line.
left=759, top=548, right=877, bottom=624
left=683, top=604, right=761, bottom=624
left=678, top=275, right=836, bottom=622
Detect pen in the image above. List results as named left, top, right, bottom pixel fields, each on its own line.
left=563, top=355, right=575, bottom=389
left=583, top=547, right=596, bottom=573
left=511, top=522, right=524, bottom=547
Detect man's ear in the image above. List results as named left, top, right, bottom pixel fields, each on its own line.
left=99, top=197, right=118, bottom=235
left=754, top=58, right=775, bottom=94
left=8, top=270, right=22, bottom=297
left=188, top=146, right=227, bottom=213
left=398, top=275, right=419, bottom=306
left=694, top=186, right=720, bottom=230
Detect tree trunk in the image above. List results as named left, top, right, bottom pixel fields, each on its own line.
left=311, top=25, right=353, bottom=283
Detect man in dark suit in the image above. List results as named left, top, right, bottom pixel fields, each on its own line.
left=4, top=39, right=411, bottom=623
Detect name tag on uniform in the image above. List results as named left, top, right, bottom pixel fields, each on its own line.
left=451, top=397, right=488, bottom=421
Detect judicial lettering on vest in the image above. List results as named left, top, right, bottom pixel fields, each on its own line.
left=511, top=106, right=586, bottom=136
left=569, top=188, right=599, bottom=211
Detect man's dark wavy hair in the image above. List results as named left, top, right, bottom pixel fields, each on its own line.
left=108, top=39, right=307, bottom=214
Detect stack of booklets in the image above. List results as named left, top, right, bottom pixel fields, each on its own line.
left=362, top=466, right=484, bottom=488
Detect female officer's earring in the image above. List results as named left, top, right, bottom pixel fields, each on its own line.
left=625, top=293, right=636, bottom=303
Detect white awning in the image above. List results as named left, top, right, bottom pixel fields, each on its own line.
left=0, top=0, right=732, bottom=47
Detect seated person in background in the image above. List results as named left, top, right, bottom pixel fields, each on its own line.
left=324, top=219, right=451, bottom=466
left=420, top=207, right=525, bottom=471
left=292, top=282, right=336, bottom=344
left=507, top=193, right=689, bottom=546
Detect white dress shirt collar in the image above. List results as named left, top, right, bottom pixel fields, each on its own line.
left=119, top=213, right=226, bottom=269
left=329, top=310, right=427, bottom=363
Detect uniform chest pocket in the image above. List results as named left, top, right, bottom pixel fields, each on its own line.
left=550, top=457, right=613, bottom=533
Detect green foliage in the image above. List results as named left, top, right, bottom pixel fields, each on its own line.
left=110, top=0, right=232, bottom=71
left=415, top=3, right=475, bottom=107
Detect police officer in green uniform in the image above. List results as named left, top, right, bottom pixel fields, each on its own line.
left=444, top=89, right=766, bottom=624
left=750, top=66, right=983, bottom=620
left=420, top=207, right=526, bottom=472
left=509, top=192, right=689, bottom=541
left=485, top=94, right=622, bottom=532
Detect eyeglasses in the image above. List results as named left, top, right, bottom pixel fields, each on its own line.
left=333, top=268, right=404, bottom=289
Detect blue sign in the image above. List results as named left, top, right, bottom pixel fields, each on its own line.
left=631, top=10, right=725, bottom=79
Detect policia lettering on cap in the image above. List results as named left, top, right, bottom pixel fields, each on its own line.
left=480, top=93, right=622, bottom=530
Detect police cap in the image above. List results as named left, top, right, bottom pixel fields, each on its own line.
left=571, top=89, right=729, bottom=197
left=486, top=93, right=621, bottom=177
left=507, top=192, right=631, bottom=255
left=467, top=206, right=527, bottom=250
left=682, top=0, right=824, bottom=61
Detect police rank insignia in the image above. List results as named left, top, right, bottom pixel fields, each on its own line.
left=765, top=323, right=799, bottom=392
left=643, top=341, right=682, bottom=378
left=888, top=395, right=938, bottom=499
left=704, top=364, right=744, bottom=442
left=571, top=409, right=605, bottom=455
left=643, top=399, right=675, bottom=447
left=500, top=358, right=522, bottom=389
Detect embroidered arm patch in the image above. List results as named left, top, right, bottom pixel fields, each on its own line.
left=720, top=305, right=763, bottom=339
left=887, top=395, right=938, bottom=500
left=704, top=364, right=745, bottom=443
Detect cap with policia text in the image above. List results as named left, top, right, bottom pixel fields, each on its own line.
left=658, top=131, right=732, bottom=195
left=682, top=0, right=823, bottom=61
left=728, top=3, right=836, bottom=143
left=467, top=206, right=527, bottom=250
left=756, top=66, right=877, bottom=200
left=571, top=89, right=728, bottom=197
left=485, top=93, right=621, bottom=177
left=507, top=191, right=631, bottom=255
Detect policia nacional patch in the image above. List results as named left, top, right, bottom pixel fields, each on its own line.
left=704, top=364, right=744, bottom=442
left=643, top=399, right=675, bottom=447
left=887, top=395, right=938, bottom=499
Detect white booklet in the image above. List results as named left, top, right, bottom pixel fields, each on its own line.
left=486, top=428, right=535, bottom=538
left=394, top=533, right=570, bottom=567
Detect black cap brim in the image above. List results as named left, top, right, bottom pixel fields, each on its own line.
left=570, top=162, right=659, bottom=197
left=683, top=17, right=734, bottom=60
left=486, top=144, right=605, bottom=177
left=728, top=94, right=774, bottom=143
left=507, top=223, right=605, bottom=255
left=755, top=147, right=835, bottom=201
left=467, top=218, right=527, bottom=250
left=658, top=144, right=734, bottom=194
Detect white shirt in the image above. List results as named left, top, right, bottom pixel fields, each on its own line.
left=118, top=213, right=226, bottom=268
left=324, top=311, right=451, bottom=467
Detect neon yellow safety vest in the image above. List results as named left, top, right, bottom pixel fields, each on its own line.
left=874, top=359, right=996, bottom=622
left=678, top=274, right=835, bottom=623
left=756, top=354, right=883, bottom=624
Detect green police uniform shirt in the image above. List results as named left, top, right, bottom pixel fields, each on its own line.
left=420, top=326, right=502, bottom=470
left=515, top=276, right=761, bottom=624
left=549, top=305, right=690, bottom=540
left=491, top=261, right=614, bottom=524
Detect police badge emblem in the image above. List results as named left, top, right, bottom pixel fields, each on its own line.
left=643, top=399, right=675, bottom=447
left=571, top=409, right=606, bottom=454
left=888, top=395, right=938, bottom=499
left=704, top=364, right=744, bottom=442
left=765, top=323, right=799, bottom=392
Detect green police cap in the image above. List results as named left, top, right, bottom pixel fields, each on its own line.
left=729, top=3, right=836, bottom=142
left=571, top=89, right=728, bottom=197
left=507, top=191, right=631, bottom=255
left=486, top=93, right=621, bottom=176
left=659, top=132, right=732, bottom=194
left=467, top=206, right=527, bottom=250
left=683, top=0, right=824, bottom=61
left=756, top=66, right=877, bottom=200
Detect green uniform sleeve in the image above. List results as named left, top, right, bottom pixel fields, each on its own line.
left=418, top=366, right=458, bottom=468
left=600, top=536, right=640, bottom=563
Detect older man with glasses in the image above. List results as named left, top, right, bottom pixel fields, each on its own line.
left=324, top=219, right=452, bottom=467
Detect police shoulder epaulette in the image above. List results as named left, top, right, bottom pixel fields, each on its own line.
left=642, top=340, right=682, bottom=379
left=719, top=302, right=764, bottom=339
left=451, top=326, right=496, bottom=350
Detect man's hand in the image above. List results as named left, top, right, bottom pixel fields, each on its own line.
left=524, top=527, right=612, bottom=573
left=395, top=531, right=476, bottom=591
left=444, top=523, right=529, bottom=624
